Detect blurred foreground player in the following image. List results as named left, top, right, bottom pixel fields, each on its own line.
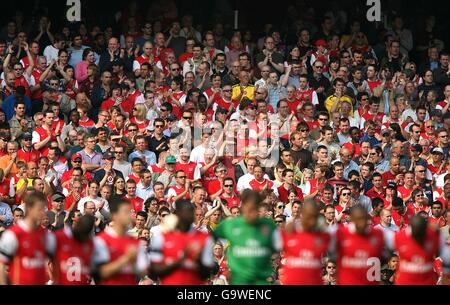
left=0, top=192, right=54, bottom=285
left=213, top=190, right=282, bottom=284
left=149, top=199, right=216, bottom=284
left=50, top=215, right=96, bottom=285
left=280, top=202, right=330, bottom=285
left=94, top=198, right=149, bottom=285
left=330, top=205, right=385, bottom=285
left=388, top=215, right=441, bottom=285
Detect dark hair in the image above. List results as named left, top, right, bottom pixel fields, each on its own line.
left=240, top=189, right=262, bottom=208
left=371, top=197, right=384, bottom=209
left=82, top=48, right=94, bottom=61
left=109, top=198, right=131, bottom=214
left=136, top=211, right=148, bottom=221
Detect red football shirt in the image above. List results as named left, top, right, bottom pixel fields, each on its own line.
left=0, top=221, right=54, bottom=285
left=53, top=228, right=94, bottom=285
left=332, top=224, right=384, bottom=285
left=150, top=229, right=213, bottom=285
left=281, top=229, right=330, bottom=285
left=394, top=228, right=440, bottom=285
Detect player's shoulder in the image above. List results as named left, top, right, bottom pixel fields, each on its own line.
left=258, top=217, right=277, bottom=229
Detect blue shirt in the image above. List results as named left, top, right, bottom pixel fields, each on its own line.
left=1, top=95, right=32, bottom=120
left=0, top=202, right=13, bottom=227
left=267, top=85, right=286, bottom=111
left=128, top=150, right=157, bottom=166
left=360, top=133, right=380, bottom=147
left=67, top=46, right=99, bottom=68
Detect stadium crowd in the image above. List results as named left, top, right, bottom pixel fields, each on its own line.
left=0, top=1, right=449, bottom=285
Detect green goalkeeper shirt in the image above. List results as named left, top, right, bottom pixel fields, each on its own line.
left=214, top=216, right=282, bottom=284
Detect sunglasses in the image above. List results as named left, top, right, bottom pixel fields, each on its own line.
left=128, top=129, right=138, bottom=132
left=224, top=184, right=233, bottom=188
left=171, top=68, right=180, bottom=71
left=72, top=159, right=82, bottom=163
left=183, top=116, right=193, bottom=120
left=155, top=125, right=164, bottom=128
left=275, top=220, right=284, bottom=224
left=300, top=129, right=309, bottom=132
left=341, top=193, right=351, bottom=196
left=276, top=205, right=284, bottom=209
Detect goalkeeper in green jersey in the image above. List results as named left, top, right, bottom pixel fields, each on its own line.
left=213, top=190, right=282, bottom=284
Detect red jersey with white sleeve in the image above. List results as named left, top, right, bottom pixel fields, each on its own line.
left=391, top=227, right=440, bottom=285
left=280, top=228, right=330, bottom=285
left=397, top=185, right=414, bottom=201
left=149, top=228, right=215, bottom=285
left=0, top=221, right=55, bottom=285
left=32, top=126, right=56, bottom=153
left=93, top=227, right=149, bottom=285
left=175, top=161, right=197, bottom=180
left=167, top=186, right=190, bottom=203
left=248, top=178, right=274, bottom=192
left=133, top=55, right=163, bottom=72
left=277, top=184, right=304, bottom=203
left=294, top=88, right=318, bottom=106
left=17, top=148, right=41, bottom=164
left=52, top=227, right=95, bottom=285
left=391, top=205, right=415, bottom=229
left=219, top=194, right=240, bottom=209
left=330, top=223, right=385, bottom=285
left=125, top=195, right=144, bottom=212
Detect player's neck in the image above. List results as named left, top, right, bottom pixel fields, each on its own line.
left=111, top=224, right=126, bottom=236
left=24, top=218, right=39, bottom=230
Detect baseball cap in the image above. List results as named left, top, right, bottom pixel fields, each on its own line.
left=112, top=59, right=124, bottom=67
left=364, top=51, right=375, bottom=59
left=22, top=132, right=32, bottom=140
left=410, top=144, right=422, bottom=153
left=51, top=192, right=66, bottom=202
left=431, top=109, right=442, bottom=117
left=110, top=131, right=122, bottom=140
left=315, top=39, right=327, bottom=47
left=102, top=151, right=115, bottom=159
left=165, top=155, right=176, bottom=164
left=71, top=153, right=82, bottom=161
left=431, top=147, right=444, bottom=155
left=166, top=114, right=177, bottom=122
left=381, top=129, right=390, bottom=136
left=386, top=182, right=397, bottom=190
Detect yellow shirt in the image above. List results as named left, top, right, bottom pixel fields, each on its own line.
left=231, top=84, right=255, bottom=102
left=325, top=95, right=354, bottom=114
left=16, top=178, right=34, bottom=191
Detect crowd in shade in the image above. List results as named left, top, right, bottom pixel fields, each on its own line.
left=0, top=0, right=449, bottom=286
